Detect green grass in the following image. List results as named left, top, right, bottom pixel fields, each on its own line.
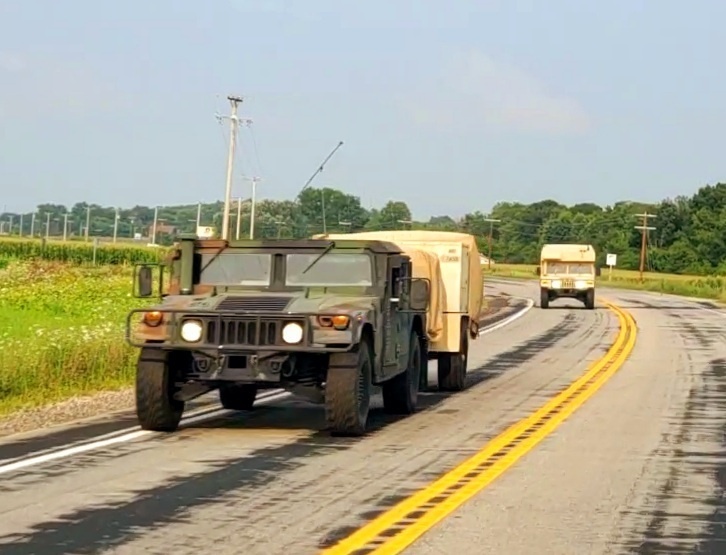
left=0, top=259, right=154, bottom=416
left=483, top=263, right=726, bottom=302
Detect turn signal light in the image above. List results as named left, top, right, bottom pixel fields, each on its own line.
left=317, top=315, right=350, bottom=330
left=142, top=311, right=163, bottom=327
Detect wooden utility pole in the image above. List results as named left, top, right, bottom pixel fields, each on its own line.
left=484, top=218, right=501, bottom=269
left=634, top=212, right=657, bottom=282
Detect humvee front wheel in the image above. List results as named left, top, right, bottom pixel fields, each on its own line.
left=219, top=383, right=258, bottom=411
left=382, top=330, right=421, bottom=415
left=135, top=348, right=185, bottom=432
left=540, top=288, right=550, bottom=309
left=325, top=336, right=372, bottom=437
left=438, top=320, right=468, bottom=392
left=584, top=289, right=595, bottom=310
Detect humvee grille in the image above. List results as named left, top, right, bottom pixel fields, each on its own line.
left=217, top=296, right=292, bottom=312
left=205, top=318, right=305, bottom=347
left=561, top=278, right=575, bottom=288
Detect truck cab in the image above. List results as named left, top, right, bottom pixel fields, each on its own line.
left=536, top=243, right=601, bottom=309
left=127, top=236, right=431, bottom=436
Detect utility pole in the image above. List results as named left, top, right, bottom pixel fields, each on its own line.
left=62, top=213, right=69, bottom=241
left=321, top=189, right=327, bottom=234
left=217, top=95, right=252, bottom=241
left=113, top=207, right=119, bottom=243
left=235, top=197, right=243, bottom=240
left=249, top=176, right=260, bottom=239
left=151, top=206, right=159, bottom=245
left=634, top=212, right=657, bottom=282
left=45, top=212, right=50, bottom=239
left=85, top=206, right=91, bottom=242
left=484, top=218, right=501, bottom=270
left=196, top=202, right=202, bottom=229
left=30, top=212, right=35, bottom=238
left=19, top=214, right=23, bottom=237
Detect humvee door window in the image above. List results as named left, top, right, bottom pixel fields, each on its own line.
left=200, top=253, right=272, bottom=285
left=546, top=262, right=567, bottom=275
left=286, top=253, right=373, bottom=286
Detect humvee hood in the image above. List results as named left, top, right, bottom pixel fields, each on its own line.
left=285, top=294, right=377, bottom=314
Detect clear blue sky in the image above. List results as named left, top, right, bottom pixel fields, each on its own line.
left=1, top=0, right=724, bottom=219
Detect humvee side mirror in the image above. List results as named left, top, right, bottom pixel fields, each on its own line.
left=535, top=266, right=541, bottom=276
left=136, top=265, right=153, bottom=297
left=595, top=266, right=602, bottom=277
left=409, top=278, right=430, bottom=311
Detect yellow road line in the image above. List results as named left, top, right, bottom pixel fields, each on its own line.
left=320, top=300, right=637, bottom=555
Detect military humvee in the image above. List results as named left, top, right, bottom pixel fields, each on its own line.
left=126, top=235, right=431, bottom=436
left=535, top=243, right=601, bottom=309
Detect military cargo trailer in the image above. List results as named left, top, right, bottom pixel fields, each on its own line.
left=126, top=236, right=432, bottom=436
left=313, top=230, right=484, bottom=392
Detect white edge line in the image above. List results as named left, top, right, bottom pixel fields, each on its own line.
left=478, top=297, right=535, bottom=336
left=0, top=297, right=537, bottom=476
left=0, top=390, right=291, bottom=476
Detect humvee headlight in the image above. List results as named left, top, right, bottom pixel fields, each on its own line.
left=180, top=320, right=203, bottom=342
left=282, top=322, right=304, bottom=344
left=575, top=280, right=587, bottom=289
left=551, top=279, right=562, bottom=289
left=317, top=315, right=350, bottom=330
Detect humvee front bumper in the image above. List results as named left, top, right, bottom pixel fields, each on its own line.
left=125, top=308, right=357, bottom=355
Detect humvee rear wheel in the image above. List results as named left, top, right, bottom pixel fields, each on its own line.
left=382, top=330, right=421, bottom=415
left=438, top=320, right=468, bottom=392
left=135, top=348, right=185, bottom=432
left=325, top=336, right=372, bottom=437
left=219, top=383, right=258, bottom=411
left=540, top=289, right=550, bottom=309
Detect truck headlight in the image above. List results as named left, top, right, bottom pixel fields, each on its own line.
left=282, top=322, right=304, bottom=344
left=551, top=279, right=562, bottom=289
left=575, top=280, right=587, bottom=289
left=180, top=320, right=203, bottom=342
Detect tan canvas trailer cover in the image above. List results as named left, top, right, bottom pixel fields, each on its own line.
left=313, top=230, right=483, bottom=353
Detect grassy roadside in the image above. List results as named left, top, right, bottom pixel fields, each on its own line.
left=482, top=263, right=726, bottom=303
left=0, top=259, right=153, bottom=416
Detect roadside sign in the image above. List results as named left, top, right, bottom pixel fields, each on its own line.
left=606, top=253, right=617, bottom=266
left=196, top=226, right=215, bottom=239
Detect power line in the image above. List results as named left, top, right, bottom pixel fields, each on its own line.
left=634, top=212, right=657, bottom=282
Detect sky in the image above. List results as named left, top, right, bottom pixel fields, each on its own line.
left=1, top=0, right=724, bottom=220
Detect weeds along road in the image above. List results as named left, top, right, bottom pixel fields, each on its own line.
left=0, top=280, right=725, bottom=554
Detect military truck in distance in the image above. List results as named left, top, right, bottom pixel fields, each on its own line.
left=126, top=236, right=431, bottom=437
left=535, top=243, right=601, bottom=309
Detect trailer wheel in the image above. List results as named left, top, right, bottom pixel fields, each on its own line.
left=438, top=320, right=468, bottom=392
left=135, top=348, right=186, bottom=432
left=219, top=383, right=258, bottom=411
left=325, top=336, right=372, bottom=436
left=382, top=330, right=421, bottom=415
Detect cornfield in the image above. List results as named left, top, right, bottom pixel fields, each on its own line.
left=0, top=238, right=170, bottom=265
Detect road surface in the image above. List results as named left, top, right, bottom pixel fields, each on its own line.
left=0, top=280, right=724, bottom=555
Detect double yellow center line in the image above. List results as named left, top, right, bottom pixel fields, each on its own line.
left=322, top=300, right=637, bottom=555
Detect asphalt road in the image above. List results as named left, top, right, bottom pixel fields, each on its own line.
left=0, top=280, right=725, bottom=555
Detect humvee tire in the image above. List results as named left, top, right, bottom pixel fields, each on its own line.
left=135, top=348, right=185, bottom=432
left=540, top=289, right=550, bottom=309
left=584, top=289, right=595, bottom=310
left=438, top=320, right=468, bottom=392
left=325, top=336, right=372, bottom=436
left=382, top=330, right=422, bottom=415
left=219, top=384, right=258, bottom=411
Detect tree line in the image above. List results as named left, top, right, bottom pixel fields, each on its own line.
left=4, top=182, right=726, bottom=275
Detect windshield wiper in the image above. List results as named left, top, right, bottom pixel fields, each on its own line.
left=199, top=243, right=229, bottom=275
left=301, top=241, right=335, bottom=275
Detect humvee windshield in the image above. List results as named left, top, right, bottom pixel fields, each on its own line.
left=546, top=262, right=568, bottom=275
left=568, top=263, right=593, bottom=274
left=285, top=253, right=373, bottom=287
left=200, top=252, right=272, bottom=285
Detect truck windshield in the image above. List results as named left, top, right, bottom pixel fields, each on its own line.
left=285, top=253, right=373, bottom=287
left=199, top=252, right=272, bottom=286
left=546, top=262, right=568, bottom=275
left=568, top=263, right=592, bottom=274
